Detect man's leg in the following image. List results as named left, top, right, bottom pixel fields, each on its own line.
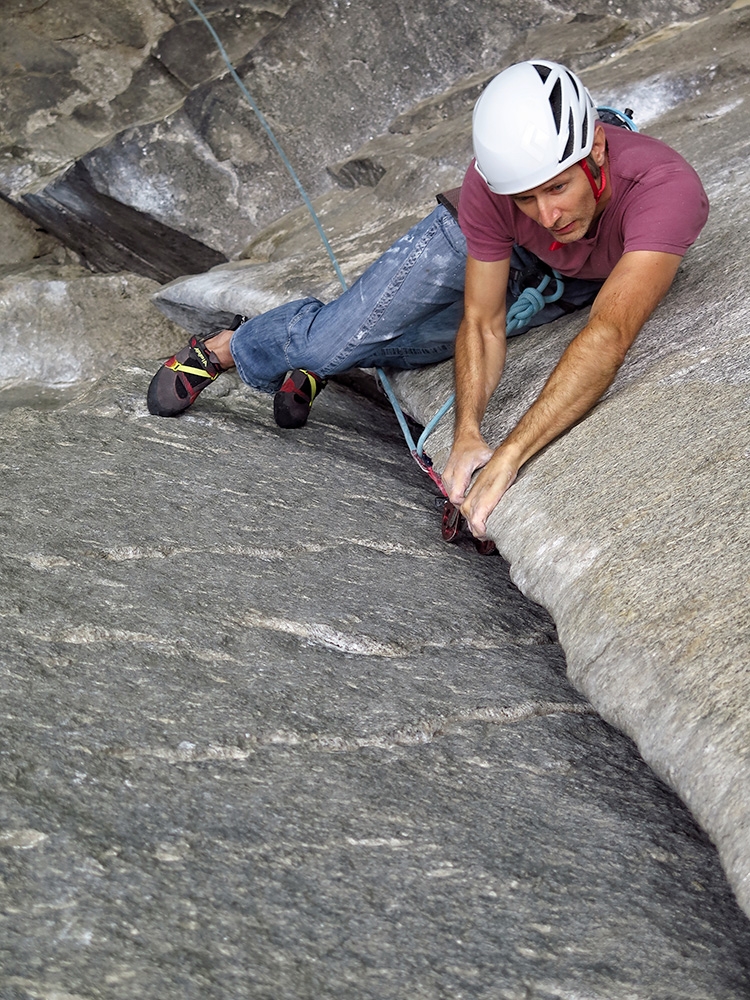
left=147, top=206, right=466, bottom=420
left=229, top=205, right=467, bottom=390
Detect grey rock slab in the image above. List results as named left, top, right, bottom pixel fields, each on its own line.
left=1, top=369, right=750, bottom=996
left=2, top=0, right=750, bottom=989
left=0, top=1, right=181, bottom=193
left=582, top=2, right=750, bottom=130
left=154, top=3, right=291, bottom=89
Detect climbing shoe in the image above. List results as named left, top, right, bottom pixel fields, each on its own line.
left=147, top=335, right=225, bottom=417
left=273, top=368, right=327, bottom=429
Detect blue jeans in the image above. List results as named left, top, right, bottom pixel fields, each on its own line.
left=230, top=206, right=603, bottom=393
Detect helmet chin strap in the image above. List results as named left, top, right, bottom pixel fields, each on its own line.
left=579, top=157, right=607, bottom=201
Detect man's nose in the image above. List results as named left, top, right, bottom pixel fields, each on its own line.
left=538, top=199, right=561, bottom=228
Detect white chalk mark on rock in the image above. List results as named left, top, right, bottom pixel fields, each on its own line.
left=0, top=828, right=49, bottom=849
left=109, top=701, right=594, bottom=762
left=237, top=610, right=406, bottom=657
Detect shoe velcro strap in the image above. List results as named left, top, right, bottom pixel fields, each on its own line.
left=166, top=358, right=218, bottom=380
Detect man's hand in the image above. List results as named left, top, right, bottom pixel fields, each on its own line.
left=459, top=445, right=519, bottom=538
left=442, top=432, right=494, bottom=507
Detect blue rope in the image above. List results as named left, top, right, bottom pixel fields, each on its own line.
left=187, top=0, right=565, bottom=472
left=596, top=106, right=638, bottom=132
left=184, top=0, right=348, bottom=294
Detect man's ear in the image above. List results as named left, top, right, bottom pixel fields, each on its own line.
left=591, top=123, right=607, bottom=167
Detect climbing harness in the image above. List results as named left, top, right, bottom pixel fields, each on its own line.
left=186, top=0, right=630, bottom=552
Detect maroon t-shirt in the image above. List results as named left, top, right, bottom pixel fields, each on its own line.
left=458, top=123, right=709, bottom=280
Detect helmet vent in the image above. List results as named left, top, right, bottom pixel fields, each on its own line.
left=561, top=109, right=575, bottom=161
left=549, top=78, right=563, bottom=131
left=566, top=70, right=581, bottom=100
left=534, top=63, right=551, bottom=83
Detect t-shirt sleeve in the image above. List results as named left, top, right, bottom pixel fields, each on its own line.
left=621, top=161, right=709, bottom=256
left=457, top=161, right=515, bottom=262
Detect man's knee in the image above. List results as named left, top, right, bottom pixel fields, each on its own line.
left=230, top=298, right=325, bottom=392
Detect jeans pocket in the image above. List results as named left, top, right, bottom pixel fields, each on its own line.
left=437, top=207, right=468, bottom=256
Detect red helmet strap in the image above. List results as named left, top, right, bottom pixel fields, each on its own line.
left=580, top=157, right=607, bottom=202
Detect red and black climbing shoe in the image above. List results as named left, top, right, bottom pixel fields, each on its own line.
left=147, top=335, right=225, bottom=417
left=273, top=368, right=327, bottom=429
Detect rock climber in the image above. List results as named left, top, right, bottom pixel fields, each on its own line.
left=147, top=59, right=708, bottom=539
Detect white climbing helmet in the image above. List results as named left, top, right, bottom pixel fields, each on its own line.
left=472, top=59, right=598, bottom=195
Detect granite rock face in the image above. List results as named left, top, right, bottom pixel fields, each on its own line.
left=2, top=0, right=750, bottom=995
left=1, top=263, right=181, bottom=389
left=0, top=197, right=184, bottom=403
left=391, top=5, right=750, bottom=916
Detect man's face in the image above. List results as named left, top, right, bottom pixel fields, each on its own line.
left=510, top=162, right=602, bottom=243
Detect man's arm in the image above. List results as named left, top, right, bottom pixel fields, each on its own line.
left=459, top=249, right=683, bottom=537
left=442, top=255, right=510, bottom=504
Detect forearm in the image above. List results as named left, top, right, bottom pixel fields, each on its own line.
left=457, top=321, right=623, bottom=537
left=442, top=314, right=506, bottom=506
left=453, top=314, right=506, bottom=441
left=500, top=316, right=624, bottom=466
left=457, top=250, right=682, bottom=538
left=442, top=254, right=509, bottom=505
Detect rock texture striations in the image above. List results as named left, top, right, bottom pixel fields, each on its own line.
left=388, top=3, right=750, bottom=916
left=1, top=366, right=750, bottom=997
left=149, top=0, right=750, bottom=924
